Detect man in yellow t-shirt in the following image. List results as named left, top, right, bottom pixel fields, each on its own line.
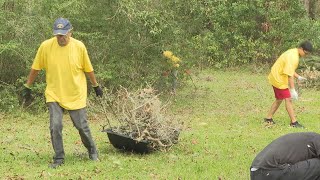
left=22, top=18, right=103, bottom=168
left=264, top=41, right=312, bottom=128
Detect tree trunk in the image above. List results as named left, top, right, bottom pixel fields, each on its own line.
left=302, top=0, right=318, bottom=19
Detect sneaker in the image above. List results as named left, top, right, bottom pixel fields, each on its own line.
left=264, top=118, right=275, bottom=124
left=49, top=159, right=64, bottom=169
left=89, top=153, right=99, bottom=161
left=290, top=121, right=304, bottom=128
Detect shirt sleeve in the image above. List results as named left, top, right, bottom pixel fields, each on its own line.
left=282, top=53, right=298, bottom=77
left=31, top=43, right=45, bottom=70
left=82, top=45, right=94, bottom=72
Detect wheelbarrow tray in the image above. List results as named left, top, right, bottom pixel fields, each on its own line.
left=102, top=128, right=151, bottom=154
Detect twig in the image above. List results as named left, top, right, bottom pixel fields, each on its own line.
left=18, top=145, right=40, bottom=155
left=97, top=98, right=112, bottom=128
left=130, top=95, right=160, bottom=112
left=187, top=74, right=197, bottom=90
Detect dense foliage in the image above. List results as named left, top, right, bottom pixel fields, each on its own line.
left=1, top=0, right=320, bottom=111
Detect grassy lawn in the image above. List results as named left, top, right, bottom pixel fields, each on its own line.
left=1, top=68, right=320, bottom=179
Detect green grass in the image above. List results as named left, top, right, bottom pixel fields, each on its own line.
left=1, top=68, right=320, bottom=179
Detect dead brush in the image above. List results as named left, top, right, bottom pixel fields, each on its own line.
left=299, top=67, right=320, bottom=90
left=88, top=86, right=181, bottom=151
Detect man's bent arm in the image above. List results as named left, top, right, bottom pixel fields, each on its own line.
left=26, top=69, right=40, bottom=87
left=288, top=76, right=295, bottom=89
left=86, top=71, right=99, bottom=87
left=294, top=72, right=301, bottom=79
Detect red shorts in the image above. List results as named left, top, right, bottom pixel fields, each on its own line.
left=272, top=86, right=291, bottom=99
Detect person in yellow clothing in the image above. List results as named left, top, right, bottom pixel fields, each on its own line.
left=21, top=18, right=103, bottom=168
left=264, top=40, right=312, bottom=128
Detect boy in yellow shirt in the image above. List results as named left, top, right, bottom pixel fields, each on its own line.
left=265, top=41, right=312, bottom=128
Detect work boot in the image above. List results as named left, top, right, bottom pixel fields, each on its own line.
left=88, top=148, right=99, bottom=161
left=49, top=159, right=64, bottom=169
left=89, top=153, right=99, bottom=161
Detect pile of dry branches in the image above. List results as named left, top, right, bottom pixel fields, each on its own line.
left=89, top=86, right=181, bottom=151
left=299, top=67, right=320, bottom=89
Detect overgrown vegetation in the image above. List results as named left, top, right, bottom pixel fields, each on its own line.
left=2, top=0, right=320, bottom=178
left=1, top=0, right=320, bottom=111
left=297, top=55, right=320, bottom=90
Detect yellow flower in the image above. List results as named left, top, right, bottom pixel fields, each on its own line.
left=170, top=56, right=181, bottom=63
left=173, top=64, right=180, bottom=68
left=163, top=50, right=173, bottom=59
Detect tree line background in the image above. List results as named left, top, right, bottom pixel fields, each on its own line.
left=1, top=0, right=320, bottom=111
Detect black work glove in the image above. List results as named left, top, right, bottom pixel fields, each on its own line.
left=21, top=85, right=32, bottom=102
left=93, top=86, right=103, bottom=97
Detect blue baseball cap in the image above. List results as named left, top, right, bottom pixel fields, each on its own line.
left=53, top=18, right=72, bottom=35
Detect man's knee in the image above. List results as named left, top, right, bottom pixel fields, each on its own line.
left=69, top=109, right=88, bottom=130
left=50, top=121, right=63, bottom=132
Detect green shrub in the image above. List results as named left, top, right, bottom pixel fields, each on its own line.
left=1, top=0, right=320, bottom=110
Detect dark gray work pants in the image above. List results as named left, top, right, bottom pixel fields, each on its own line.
left=250, top=158, right=320, bottom=180
left=48, top=102, right=97, bottom=161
